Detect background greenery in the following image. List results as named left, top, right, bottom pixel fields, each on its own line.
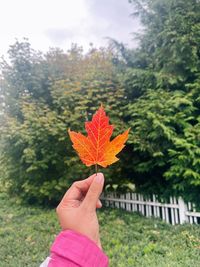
left=0, top=0, right=200, bottom=205
left=0, top=192, right=200, bottom=267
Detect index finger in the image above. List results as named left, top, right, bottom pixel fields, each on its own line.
left=59, top=173, right=97, bottom=205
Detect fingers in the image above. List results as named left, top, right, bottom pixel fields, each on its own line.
left=82, top=173, right=104, bottom=211
left=60, top=174, right=97, bottom=205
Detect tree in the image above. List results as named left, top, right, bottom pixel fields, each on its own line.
left=128, top=0, right=200, bottom=90
left=0, top=44, right=127, bottom=204
left=1, top=0, right=200, bottom=204
left=122, top=0, right=200, bottom=201
left=0, top=39, right=53, bottom=118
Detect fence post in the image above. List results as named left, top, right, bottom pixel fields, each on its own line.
left=178, top=197, right=188, bottom=224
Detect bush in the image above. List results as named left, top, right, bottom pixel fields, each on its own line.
left=0, top=43, right=128, bottom=204
left=126, top=87, right=200, bottom=203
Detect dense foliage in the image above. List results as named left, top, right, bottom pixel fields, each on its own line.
left=0, top=0, right=200, bottom=204
left=0, top=42, right=127, bottom=204
left=122, top=0, right=200, bottom=202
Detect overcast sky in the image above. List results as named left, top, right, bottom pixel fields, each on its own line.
left=0, top=0, right=140, bottom=56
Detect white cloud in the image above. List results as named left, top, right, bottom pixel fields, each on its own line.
left=0, top=0, right=140, bottom=56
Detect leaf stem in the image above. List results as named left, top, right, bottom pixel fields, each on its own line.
left=95, top=164, right=98, bottom=176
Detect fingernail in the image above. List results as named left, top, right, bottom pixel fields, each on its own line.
left=95, top=173, right=104, bottom=184
left=97, top=199, right=102, bottom=207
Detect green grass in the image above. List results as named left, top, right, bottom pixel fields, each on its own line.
left=0, top=193, right=200, bottom=267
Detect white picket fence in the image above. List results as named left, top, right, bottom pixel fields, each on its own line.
left=101, top=192, right=200, bottom=225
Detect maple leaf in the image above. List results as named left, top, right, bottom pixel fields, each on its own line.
left=68, top=105, right=130, bottom=168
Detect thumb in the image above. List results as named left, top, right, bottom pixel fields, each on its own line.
left=82, top=173, right=104, bottom=211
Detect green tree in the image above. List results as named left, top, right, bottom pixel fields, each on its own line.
left=121, top=0, right=200, bottom=201
left=129, top=0, right=200, bottom=90
left=0, top=39, right=53, bottom=118
left=0, top=43, right=127, bottom=204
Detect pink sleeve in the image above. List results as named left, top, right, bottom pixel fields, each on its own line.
left=47, top=230, right=109, bottom=267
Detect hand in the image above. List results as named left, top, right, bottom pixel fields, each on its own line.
left=56, top=173, right=104, bottom=249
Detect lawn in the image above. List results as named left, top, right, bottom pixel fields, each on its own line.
left=0, top=192, right=200, bottom=267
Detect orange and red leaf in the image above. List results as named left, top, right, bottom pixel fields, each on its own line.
left=68, top=105, right=130, bottom=168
